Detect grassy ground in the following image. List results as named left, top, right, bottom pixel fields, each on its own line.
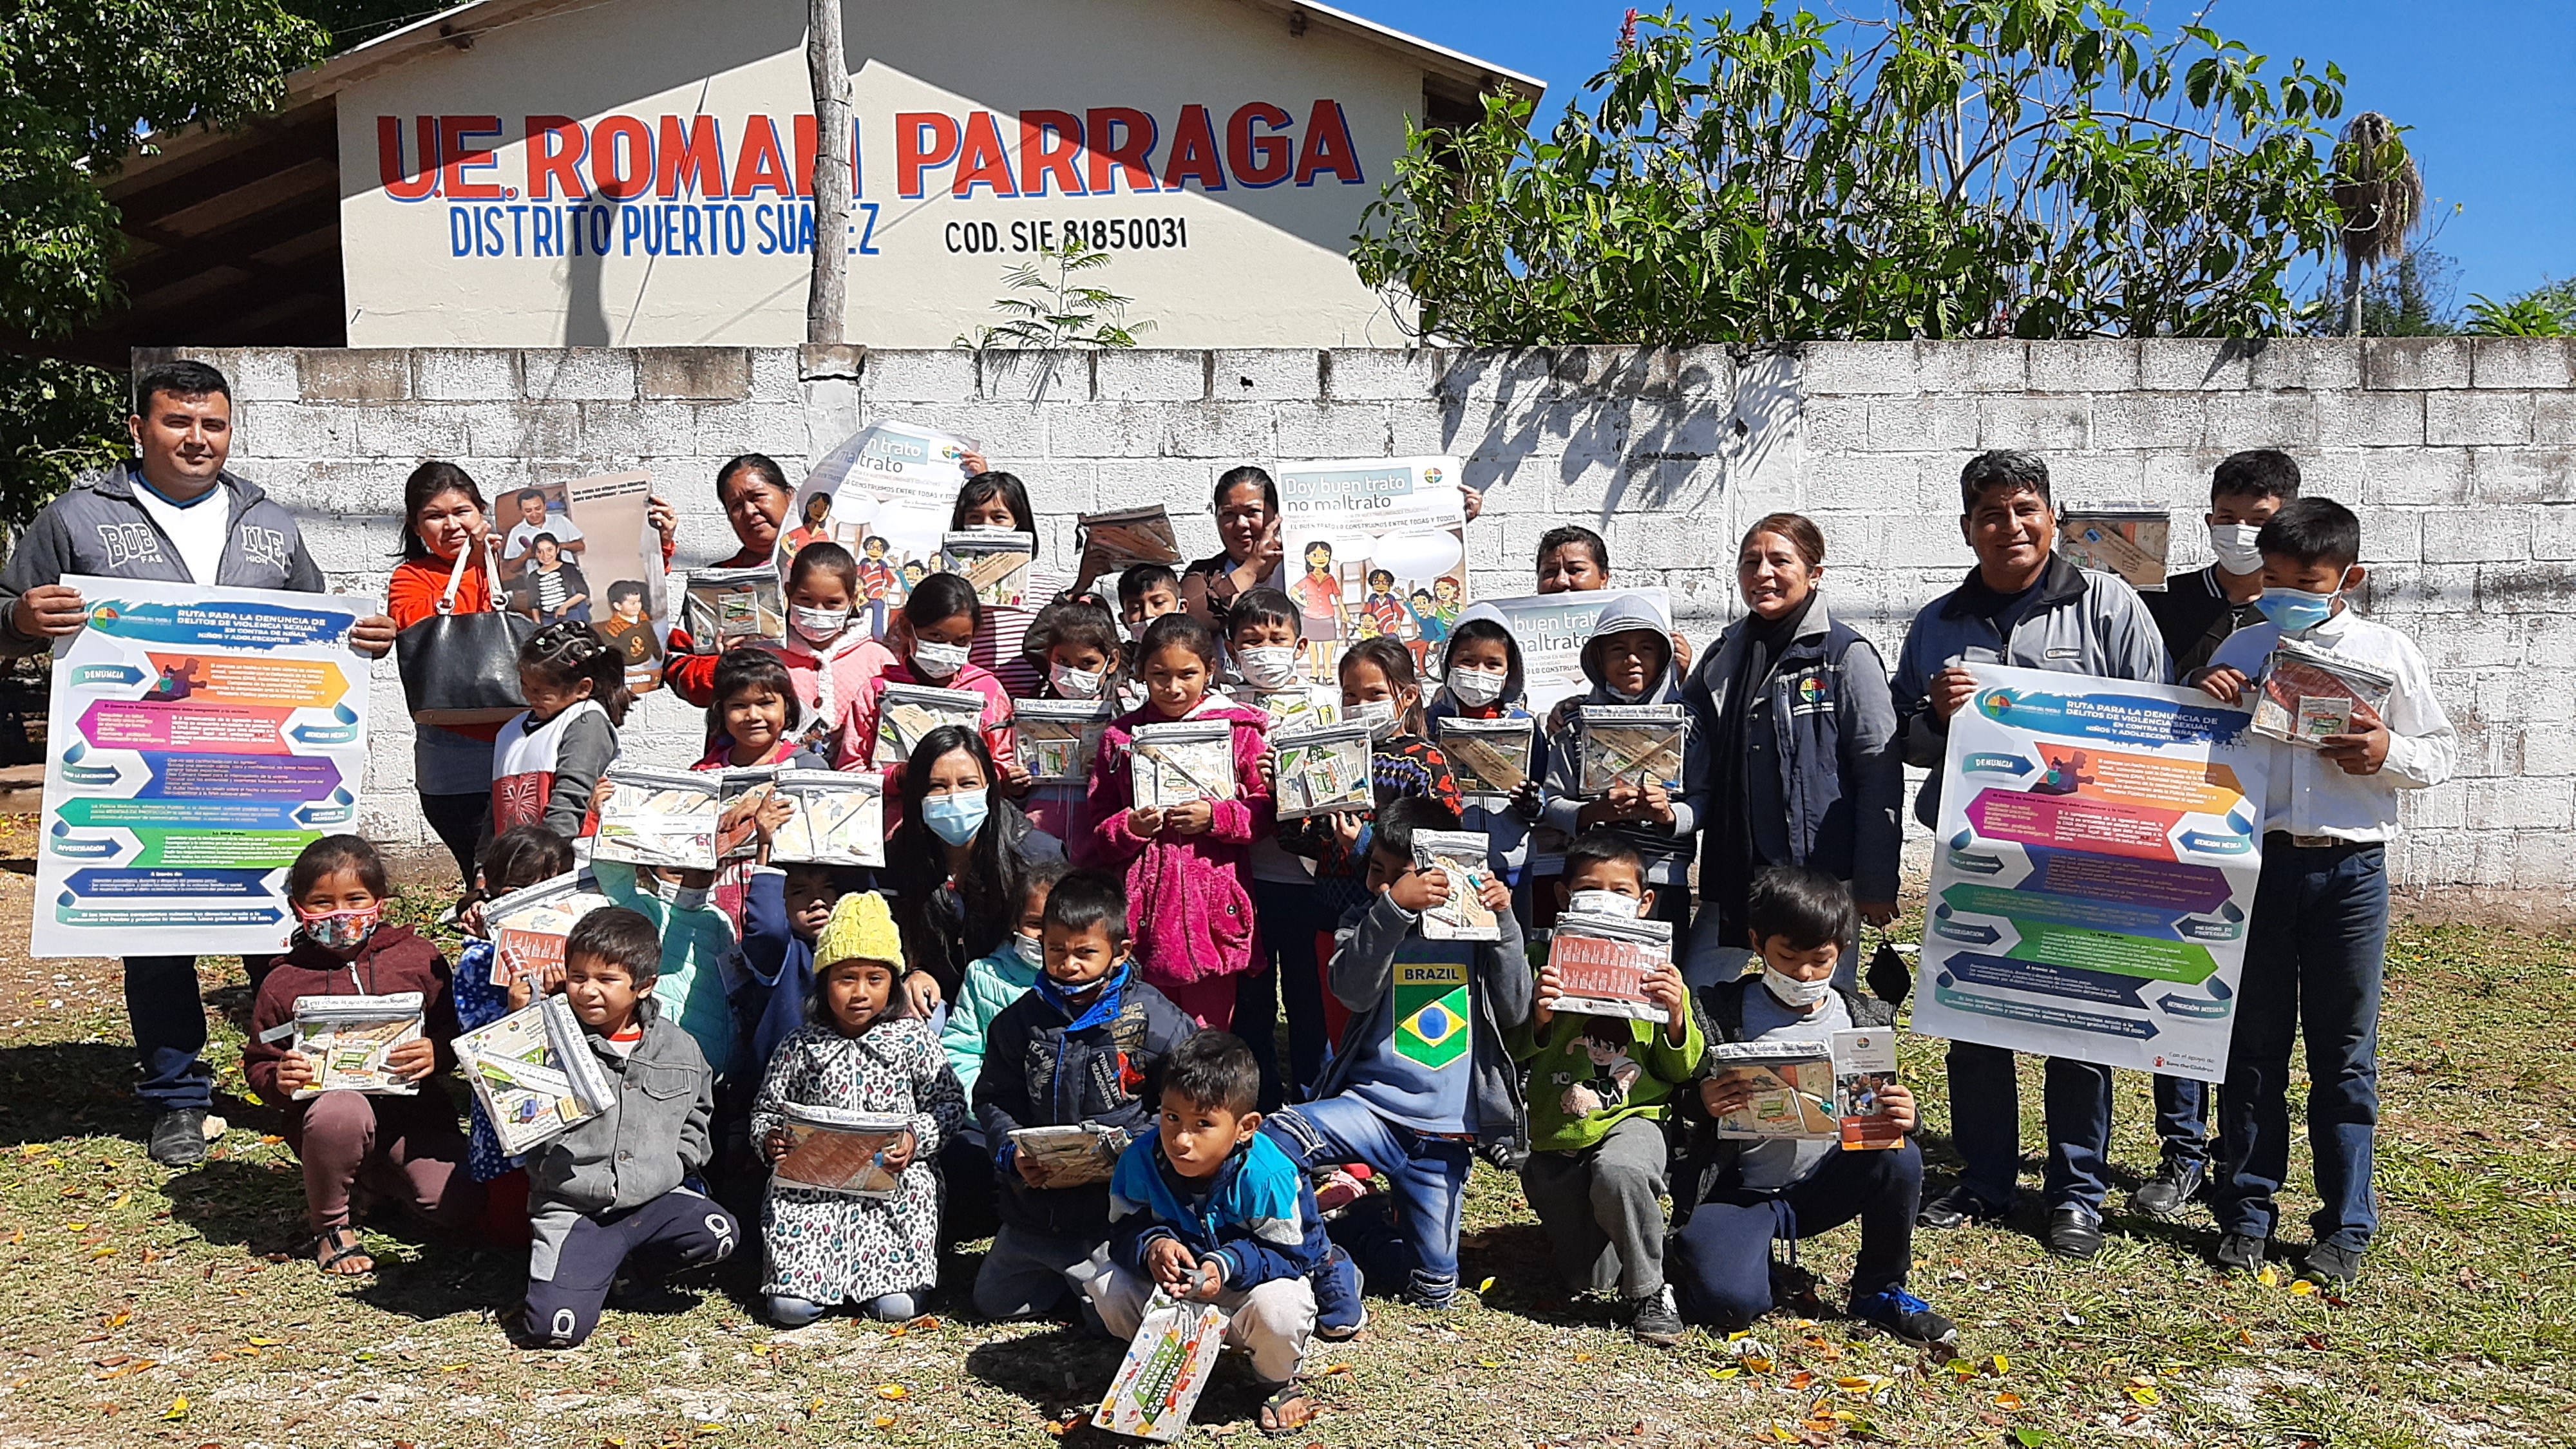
left=0, top=835, right=2569, bottom=1447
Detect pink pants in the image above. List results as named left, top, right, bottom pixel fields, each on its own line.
left=1144, top=970, right=1241, bottom=1032
left=287, top=1091, right=484, bottom=1237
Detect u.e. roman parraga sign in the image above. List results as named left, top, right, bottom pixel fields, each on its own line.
left=332, top=0, right=1454, bottom=347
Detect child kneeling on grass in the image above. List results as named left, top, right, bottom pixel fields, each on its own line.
left=515, top=907, right=739, bottom=1349
left=1667, top=866, right=1952, bottom=1349
left=1510, top=831, right=1701, bottom=1347
left=752, top=892, right=965, bottom=1327
left=1093, top=1032, right=1327, bottom=1438
left=245, top=835, right=484, bottom=1276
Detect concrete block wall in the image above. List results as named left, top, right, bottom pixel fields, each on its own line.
left=166, top=338, right=2576, bottom=892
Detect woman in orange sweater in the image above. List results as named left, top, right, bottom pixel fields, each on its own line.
left=388, top=463, right=511, bottom=886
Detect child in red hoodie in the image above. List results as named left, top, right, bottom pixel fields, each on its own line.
left=243, top=835, right=483, bottom=1275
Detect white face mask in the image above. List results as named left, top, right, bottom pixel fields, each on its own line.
left=1566, top=889, right=1639, bottom=918
left=1347, top=697, right=1399, bottom=741
left=1446, top=666, right=1506, bottom=708
left=1010, top=933, right=1044, bottom=969
left=1236, top=646, right=1298, bottom=690
left=2209, top=522, right=2265, bottom=576
left=911, top=638, right=971, bottom=679
left=1048, top=662, right=1105, bottom=699
left=790, top=604, right=850, bottom=644
left=1763, top=965, right=1835, bottom=1009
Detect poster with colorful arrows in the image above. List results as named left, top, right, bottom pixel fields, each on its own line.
left=1912, top=664, right=2268, bottom=1082
left=31, top=576, right=370, bottom=958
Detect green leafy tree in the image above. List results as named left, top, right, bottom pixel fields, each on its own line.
left=1350, top=2, right=2347, bottom=345
left=2464, top=280, right=2573, bottom=337
left=2302, top=249, right=2459, bottom=337
left=957, top=242, right=1155, bottom=352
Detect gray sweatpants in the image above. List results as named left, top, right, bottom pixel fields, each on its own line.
left=1519, top=1114, right=1670, bottom=1300
left=973, top=1222, right=1111, bottom=1332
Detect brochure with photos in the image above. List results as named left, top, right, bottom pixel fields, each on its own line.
left=941, top=529, right=1037, bottom=610
left=453, top=996, right=618, bottom=1157
left=590, top=764, right=721, bottom=869
left=1544, top=911, right=1674, bottom=1023
left=772, top=1104, right=913, bottom=1198
left=1016, top=698, right=1113, bottom=784
left=1577, top=704, right=1687, bottom=797
left=484, top=871, right=614, bottom=988
left=1248, top=685, right=1338, bottom=731
left=873, top=682, right=989, bottom=764
left=681, top=566, right=785, bottom=652
left=1412, top=829, right=1499, bottom=941
left=1271, top=721, right=1371, bottom=822
left=1130, top=719, right=1236, bottom=809
left=1438, top=715, right=1535, bottom=800
left=1703, top=1039, right=1840, bottom=1140
left=769, top=768, right=886, bottom=866
left=1094, top=1291, right=1228, bottom=1443
left=288, top=993, right=425, bottom=1097
left=1073, top=505, right=1182, bottom=592
left=1830, top=1027, right=1906, bottom=1151
left=1007, top=1122, right=1128, bottom=1188
left=2251, top=636, right=2397, bottom=748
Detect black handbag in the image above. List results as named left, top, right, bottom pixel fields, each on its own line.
left=395, top=545, right=534, bottom=726
left=1866, top=932, right=1915, bottom=1010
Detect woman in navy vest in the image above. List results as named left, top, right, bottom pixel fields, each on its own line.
left=1680, top=514, right=1903, bottom=984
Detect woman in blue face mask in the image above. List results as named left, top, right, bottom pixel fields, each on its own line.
left=884, top=725, right=1067, bottom=1023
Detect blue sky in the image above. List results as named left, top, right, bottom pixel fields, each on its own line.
left=1351, top=0, right=2575, bottom=307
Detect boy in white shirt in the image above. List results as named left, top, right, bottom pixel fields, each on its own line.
left=2192, top=497, right=2456, bottom=1287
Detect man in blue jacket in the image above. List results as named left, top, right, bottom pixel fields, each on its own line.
left=0, top=359, right=396, bottom=1166
left=1889, top=450, right=2171, bottom=1260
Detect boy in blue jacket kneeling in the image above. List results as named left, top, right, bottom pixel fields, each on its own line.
left=1094, top=1032, right=1325, bottom=1437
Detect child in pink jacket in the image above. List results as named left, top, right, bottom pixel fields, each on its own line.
left=1080, top=612, right=1272, bottom=1031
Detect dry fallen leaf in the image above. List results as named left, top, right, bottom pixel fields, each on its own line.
left=872, top=1415, right=896, bottom=1429
left=160, top=1396, right=187, bottom=1421
left=2289, top=1279, right=2317, bottom=1296
left=1994, top=1392, right=2025, bottom=1411
left=102, top=1312, right=129, bottom=1330
left=2126, top=1385, right=2161, bottom=1406
left=876, top=1384, right=907, bottom=1400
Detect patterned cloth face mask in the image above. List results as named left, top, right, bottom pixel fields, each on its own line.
left=299, top=903, right=383, bottom=952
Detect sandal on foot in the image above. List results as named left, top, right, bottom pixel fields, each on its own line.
left=310, top=1227, right=374, bottom=1276
left=1256, top=1381, right=1318, bottom=1438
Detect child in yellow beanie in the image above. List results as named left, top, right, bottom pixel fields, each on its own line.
left=748, top=891, right=967, bottom=1327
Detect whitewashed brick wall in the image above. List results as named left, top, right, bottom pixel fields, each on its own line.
left=163, top=338, right=2576, bottom=892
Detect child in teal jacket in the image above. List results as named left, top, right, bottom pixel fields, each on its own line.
left=938, top=859, right=1068, bottom=1095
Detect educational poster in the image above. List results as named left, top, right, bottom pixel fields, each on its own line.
left=32, top=576, right=370, bottom=958
left=1912, top=664, right=2269, bottom=1082
left=1480, top=588, right=1672, bottom=716
left=491, top=477, right=584, bottom=585
left=785, top=421, right=980, bottom=640
left=563, top=469, right=668, bottom=693
left=1269, top=456, right=1466, bottom=685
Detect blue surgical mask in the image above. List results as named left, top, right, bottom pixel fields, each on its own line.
left=923, top=788, right=989, bottom=846
left=2255, top=585, right=2337, bottom=634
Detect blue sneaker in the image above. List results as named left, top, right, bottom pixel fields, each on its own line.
left=1313, top=1245, right=1368, bottom=1340
left=1849, top=1286, right=1957, bottom=1352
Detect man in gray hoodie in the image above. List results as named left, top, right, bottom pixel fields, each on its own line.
left=1889, top=450, right=2171, bottom=1261
left=0, top=359, right=396, bottom=1167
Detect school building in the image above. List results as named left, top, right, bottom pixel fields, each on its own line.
left=37, top=0, right=1540, bottom=361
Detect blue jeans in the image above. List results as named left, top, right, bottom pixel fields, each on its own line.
left=1945, top=1043, right=2113, bottom=1213
left=126, top=956, right=211, bottom=1113
left=1253, top=878, right=1334, bottom=1100
left=1262, top=1095, right=1472, bottom=1304
left=1670, top=1139, right=1923, bottom=1328
left=2214, top=840, right=2388, bottom=1252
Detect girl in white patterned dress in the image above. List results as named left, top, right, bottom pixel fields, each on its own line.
left=752, top=891, right=966, bottom=1326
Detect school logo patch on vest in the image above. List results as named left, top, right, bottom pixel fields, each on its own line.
left=1394, top=961, right=1470, bottom=1070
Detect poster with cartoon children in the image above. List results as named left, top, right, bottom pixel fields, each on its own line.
left=782, top=421, right=981, bottom=641
left=1269, top=456, right=1468, bottom=686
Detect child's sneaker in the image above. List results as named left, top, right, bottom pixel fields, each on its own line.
left=2298, top=1241, right=2363, bottom=1287
left=1628, top=1285, right=1684, bottom=1347
left=1312, top=1245, right=1368, bottom=1340
left=1849, top=1287, right=1958, bottom=1353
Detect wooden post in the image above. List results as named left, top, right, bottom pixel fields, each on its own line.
left=806, top=0, right=851, bottom=345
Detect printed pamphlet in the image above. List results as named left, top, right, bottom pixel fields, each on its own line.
left=1094, top=1291, right=1229, bottom=1442
left=717, top=768, right=781, bottom=862
left=1271, top=721, right=1370, bottom=822
left=1703, top=1040, right=1839, bottom=1140
left=590, top=764, right=721, bottom=869
left=769, top=769, right=886, bottom=867
left=453, top=996, right=618, bottom=1157
left=772, top=1104, right=913, bottom=1198
left=484, top=870, right=614, bottom=988
left=1008, top=1122, right=1127, bottom=1188
left=681, top=566, right=785, bottom=652
left=1016, top=699, right=1113, bottom=784
left=1438, top=715, right=1535, bottom=800
left=1412, top=829, right=1499, bottom=941
left=1130, top=719, right=1236, bottom=809
left=1830, top=1028, right=1905, bottom=1151
left=941, top=530, right=1037, bottom=610
left=1544, top=912, right=1674, bottom=1023
left=562, top=470, right=669, bottom=694
left=2251, top=636, right=2396, bottom=748
left=1577, top=704, right=1687, bottom=797
left=288, top=992, right=424, bottom=1097
left=1074, top=505, right=1182, bottom=593
left=2056, top=507, right=2170, bottom=589
left=873, top=682, right=989, bottom=765
left=1246, top=685, right=1338, bottom=731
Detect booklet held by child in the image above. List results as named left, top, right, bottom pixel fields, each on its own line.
left=454, top=996, right=619, bottom=1157
left=1577, top=704, right=1687, bottom=797
left=1017, top=699, right=1114, bottom=784
left=1271, top=721, right=1370, bottom=821
left=1830, top=1028, right=1905, bottom=1150
left=484, top=870, right=615, bottom=988
left=1544, top=912, right=1674, bottom=1023
left=1702, top=1040, right=1840, bottom=1139
left=768, top=769, right=886, bottom=866
left=1247, top=685, right=1338, bottom=731
left=1130, top=719, right=1236, bottom=809
left=941, top=529, right=1036, bottom=609
left=682, top=566, right=784, bottom=651
left=1438, top=715, right=1534, bottom=801
left=1074, top=505, right=1182, bottom=593
left=285, top=993, right=426, bottom=1097
left=2250, top=636, right=2396, bottom=748
left=1094, top=1290, right=1229, bottom=1443
left=1007, top=1122, right=1128, bottom=1188
left=1412, top=829, right=1499, bottom=941
left=770, top=1104, right=913, bottom=1198
left=591, top=764, right=721, bottom=869
left=874, top=682, right=989, bottom=765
